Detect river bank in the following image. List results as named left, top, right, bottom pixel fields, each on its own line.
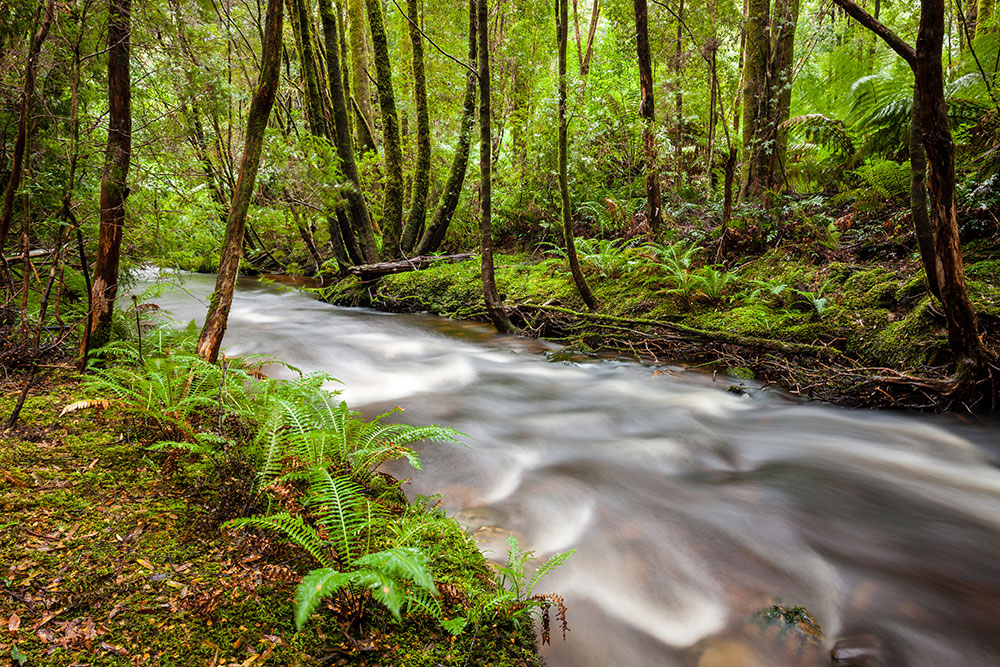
left=0, top=360, right=543, bottom=666
left=320, top=246, right=1000, bottom=411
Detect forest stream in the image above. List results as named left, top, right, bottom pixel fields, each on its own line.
left=139, top=271, right=1000, bottom=667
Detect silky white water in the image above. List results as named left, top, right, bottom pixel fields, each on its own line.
left=137, top=272, right=1000, bottom=666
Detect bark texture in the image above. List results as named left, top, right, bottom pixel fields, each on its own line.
left=197, top=0, right=283, bottom=363
left=80, top=0, right=132, bottom=361
left=633, top=0, right=662, bottom=233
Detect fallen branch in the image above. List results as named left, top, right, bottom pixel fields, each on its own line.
left=347, top=253, right=474, bottom=280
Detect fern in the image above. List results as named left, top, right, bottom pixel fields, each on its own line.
left=228, top=512, right=332, bottom=567
left=303, top=468, right=370, bottom=567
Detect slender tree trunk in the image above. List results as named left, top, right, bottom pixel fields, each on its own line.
left=197, top=0, right=283, bottom=363
left=79, top=0, right=132, bottom=363
left=479, top=0, right=514, bottom=334
left=674, top=0, right=684, bottom=191
left=581, top=0, right=600, bottom=76
left=557, top=0, right=598, bottom=311
left=977, top=0, right=995, bottom=37
left=0, top=0, right=55, bottom=257
left=319, top=0, right=378, bottom=262
left=416, top=0, right=478, bottom=255
left=365, top=0, right=404, bottom=258
left=573, top=0, right=584, bottom=69
left=915, top=0, right=984, bottom=371
left=634, top=0, right=662, bottom=234
left=401, top=0, right=431, bottom=254
left=910, top=83, right=940, bottom=299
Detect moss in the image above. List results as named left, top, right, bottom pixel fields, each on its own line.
left=839, top=267, right=900, bottom=310
left=0, top=379, right=543, bottom=667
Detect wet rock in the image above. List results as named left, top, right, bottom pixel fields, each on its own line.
left=830, top=635, right=884, bottom=666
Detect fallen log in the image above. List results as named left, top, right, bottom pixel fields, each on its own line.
left=3, top=247, right=54, bottom=262
left=347, top=253, right=474, bottom=280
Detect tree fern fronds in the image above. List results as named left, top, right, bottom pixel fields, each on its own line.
left=294, top=568, right=352, bottom=629
left=781, top=114, right=856, bottom=159
left=227, top=513, right=332, bottom=567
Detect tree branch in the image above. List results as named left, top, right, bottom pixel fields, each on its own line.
left=828, top=0, right=916, bottom=67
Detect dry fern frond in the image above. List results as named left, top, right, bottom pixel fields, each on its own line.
left=59, top=399, right=113, bottom=417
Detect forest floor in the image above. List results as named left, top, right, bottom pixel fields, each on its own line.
left=323, top=235, right=1000, bottom=411
left=0, top=372, right=542, bottom=667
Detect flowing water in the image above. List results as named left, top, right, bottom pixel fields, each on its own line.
left=138, top=272, right=1000, bottom=666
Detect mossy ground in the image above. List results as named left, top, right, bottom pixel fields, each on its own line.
left=0, top=375, right=541, bottom=666
left=321, top=247, right=1000, bottom=407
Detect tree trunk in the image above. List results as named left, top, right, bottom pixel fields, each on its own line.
left=197, top=0, right=283, bottom=363
left=0, top=0, right=55, bottom=256
left=79, top=0, right=131, bottom=363
left=347, top=0, right=375, bottom=152
left=287, top=0, right=329, bottom=138
left=633, top=0, right=662, bottom=234
left=479, top=0, right=515, bottom=334
left=365, top=0, right=404, bottom=259
left=401, top=0, right=431, bottom=254
left=674, top=0, right=684, bottom=191
left=581, top=0, right=600, bottom=76
left=741, top=0, right=770, bottom=199
left=915, top=0, right=984, bottom=371
left=977, top=0, right=995, bottom=37
left=769, top=0, right=799, bottom=190
left=318, top=0, right=378, bottom=263
left=558, top=0, right=598, bottom=311
left=415, top=0, right=478, bottom=255
left=910, top=83, right=940, bottom=299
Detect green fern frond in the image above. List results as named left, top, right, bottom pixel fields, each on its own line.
left=781, top=114, right=856, bottom=159
left=227, top=513, right=332, bottom=567
left=304, top=469, right=368, bottom=567
left=527, top=550, right=574, bottom=597
left=294, top=568, right=352, bottom=629
left=355, top=547, right=436, bottom=593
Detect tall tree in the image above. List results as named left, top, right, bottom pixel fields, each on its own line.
left=365, top=0, right=404, bottom=259
left=318, top=0, right=379, bottom=263
left=479, top=0, right=515, bottom=334
left=740, top=0, right=770, bottom=198
left=79, top=0, right=132, bottom=362
left=415, top=0, right=478, bottom=255
left=830, top=0, right=991, bottom=381
left=557, top=0, right=598, bottom=311
left=0, top=0, right=55, bottom=257
left=400, top=0, right=431, bottom=255
left=633, top=0, right=662, bottom=234
left=346, top=0, right=377, bottom=153
left=197, top=0, right=283, bottom=363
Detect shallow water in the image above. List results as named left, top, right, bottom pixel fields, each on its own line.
left=138, top=271, right=1000, bottom=666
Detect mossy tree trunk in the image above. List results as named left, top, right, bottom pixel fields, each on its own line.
left=79, top=0, right=131, bottom=363
left=557, top=0, right=598, bottom=311
left=197, top=0, right=283, bottom=363
left=400, top=0, right=431, bottom=255
left=769, top=0, right=799, bottom=189
left=0, top=0, right=55, bottom=257
left=319, top=0, right=378, bottom=263
left=977, top=0, right=995, bottom=37
left=287, top=0, right=329, bottom=138
left=365, top=0, right=404, bottom=259
left=347, top=0, right=377, bottom=153
left=831, top=0, right=990, bottom=384
left=415, top=0, right=478, bottom=255
left=740, top=0, right=770, bottom=199
left=909, top=83, right=940, bottom=299
left=478, top=0, right=515, bottom=334
left=633, top=0, right=662, bottom=234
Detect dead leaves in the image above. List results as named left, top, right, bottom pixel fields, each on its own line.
left=7, top=613, right=20, bottom=632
